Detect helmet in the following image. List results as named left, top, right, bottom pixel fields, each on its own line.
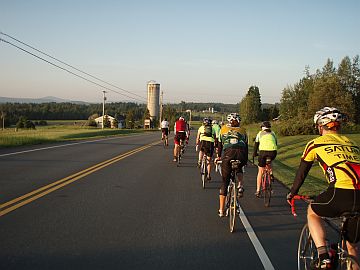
left=179, top=116, right=184, bottom=121
left=203, top=117, right=211, bottom=125
left=261, top=121, right=271, bottom=129
left=313, top=107, right=344, bottom=127
left=227, top=113, right=241, bottom=123
left=212, top=119, right=218, bottom=125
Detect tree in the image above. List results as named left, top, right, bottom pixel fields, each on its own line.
left=240, top=85, right=262, bottom=124
left=1, top=111, right=6, bottom=130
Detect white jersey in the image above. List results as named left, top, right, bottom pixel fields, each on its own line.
left=161, top=120, right=169, bottom=129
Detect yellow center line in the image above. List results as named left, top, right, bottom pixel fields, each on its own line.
left=0, top=141, right=159, bottom=217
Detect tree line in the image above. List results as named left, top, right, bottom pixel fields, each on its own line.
left=239, top=55, right=360, bottom=135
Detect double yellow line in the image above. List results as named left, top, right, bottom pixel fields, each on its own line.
left=0, top=141, right=158, bottom=217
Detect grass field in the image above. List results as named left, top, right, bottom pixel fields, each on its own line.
left=0, top=125, right=148, bottom=148
left=245, top=123, right=360, bottom=195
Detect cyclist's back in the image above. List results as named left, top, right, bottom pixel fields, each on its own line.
left=287, top=107, right=360, bottom=268
left=217, top=113, right=248, bottom=217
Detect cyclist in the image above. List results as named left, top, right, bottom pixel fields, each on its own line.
left=253, top=121, right=278, bottom=198
left=196, top=117, right=216, bottom=181
left=173, top=116, right=188, bottom=162
left=215, top=113, right=248, bottom=217
left=286, top=107, right=360, bottom=269
left=212, top=119, right=221, bottom=155
left=161, top=118, right=170, bottom=146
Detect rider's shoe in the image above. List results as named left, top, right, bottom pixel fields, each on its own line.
left=207, top=175, right=211, bottom=181
left=255, top=191, right=261, bottom=198
left=312, top=258, right=332, bottom=269
left=218, top=210, right=225, bottom=217
left=238, top=187, right=245, bottom=198
left=173, top=157, right=177, bottom=162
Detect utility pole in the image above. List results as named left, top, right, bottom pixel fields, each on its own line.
left=159, top=90, right=163, bottom=128
left=102, top=90, right=107, bottom=129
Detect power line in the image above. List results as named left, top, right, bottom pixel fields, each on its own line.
left=0, top=32, right=147, bottom=102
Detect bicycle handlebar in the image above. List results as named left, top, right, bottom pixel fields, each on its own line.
left=289, top=195, right=312, bottom=217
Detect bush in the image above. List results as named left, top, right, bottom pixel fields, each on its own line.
left=274, top=118, right=316, bottom=136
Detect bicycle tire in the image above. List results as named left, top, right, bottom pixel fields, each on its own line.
left=229, top=183, right=236, bottom=233
left=201, top=158, right=207, bottom=189
left=263, top=172, right=271, bottom=207
left=298, top=223, right=317, bottom=270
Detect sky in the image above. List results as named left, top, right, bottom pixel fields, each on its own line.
left=1, top=0, right=359, bottom=104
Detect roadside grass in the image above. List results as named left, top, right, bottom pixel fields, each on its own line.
left=0, top=125, right=149, bottom=147
left=245, top=123, right=360, bottom=196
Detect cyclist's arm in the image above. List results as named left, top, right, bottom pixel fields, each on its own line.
left=290, top=159, right=313, bottom=195
left=253, top=141, right=259, bottom=155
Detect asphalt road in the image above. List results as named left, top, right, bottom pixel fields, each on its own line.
left=0, top=132, right=309, bottom=269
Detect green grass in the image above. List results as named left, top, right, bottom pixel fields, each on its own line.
left=244, top=123, right=360, bottom=196
left=0, top=125, right=149, bottom=147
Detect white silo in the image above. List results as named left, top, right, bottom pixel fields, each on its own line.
left=147, top=81, right=160, bottom=121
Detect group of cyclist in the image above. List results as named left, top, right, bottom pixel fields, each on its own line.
left=160, top=106, right=360, bottom=269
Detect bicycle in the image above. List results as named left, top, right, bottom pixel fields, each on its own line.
left=177, top=139, right=185, bottom=166
left=262, top=157, right=273, bottom=207
left=200, top=153, right=209, bottom=189
left=290, top=195, right=360, bottom=270
left=161, top=132, right=168, bottom=148
left=216, top=159, right=242, bottom=233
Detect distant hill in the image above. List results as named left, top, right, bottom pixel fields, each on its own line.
left=0, top=96, right=89, bottom=104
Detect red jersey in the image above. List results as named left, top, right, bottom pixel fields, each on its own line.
left=175, top=119, right=187, bottom=132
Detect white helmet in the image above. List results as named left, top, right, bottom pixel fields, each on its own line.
left=227, top=113, right=241, bottom=123
left=179, top=116, right=184, bottom=121
left=313, top=107, right=344, bottom=126
left=212, top=119, right=218, bottom=125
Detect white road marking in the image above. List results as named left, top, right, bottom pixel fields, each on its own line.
left=0, top=135, right=143, bottom=157
left=239, top=206, right=275, bottom=270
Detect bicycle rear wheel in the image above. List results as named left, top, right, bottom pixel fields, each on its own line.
left=263, top=173, right=271, bottom=207
left=229, top=183, right=237, bottom=233
left=339, top=255, right=360, bottom=270
left=298, top=223, right=317, bottom=270
left=201, top=159, right=207, bottom=189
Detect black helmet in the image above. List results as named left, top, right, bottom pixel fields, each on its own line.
left=261, top=121, right=271, bottom=129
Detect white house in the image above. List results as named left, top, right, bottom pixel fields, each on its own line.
left=94, top=115, right=119, bottom=128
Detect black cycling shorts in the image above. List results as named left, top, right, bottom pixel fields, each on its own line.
left=311, top=187, right=360, bottom=243
left=200, top=140, right=214, bottom=157
left=220, top=147, right=247, bottom=196
left=258, top=150, right=277, bottom=167
left=161, top=128, right=169, bottom=136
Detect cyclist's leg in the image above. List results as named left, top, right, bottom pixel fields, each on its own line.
left=308, top=188, right=340, bottom=263
left=205, top=142, right=214, bottom=179
left=307, top=205, right=328, bottom=260
left=173, top=133, right=180, bottom=161
left=256, top=152, right=266, bottom=196
left=346, top=241, right=359, bottom=260
left=219, top=157, right=231, bottom=216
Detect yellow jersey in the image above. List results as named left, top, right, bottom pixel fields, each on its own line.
left=302, top=134, right=360, bottom=189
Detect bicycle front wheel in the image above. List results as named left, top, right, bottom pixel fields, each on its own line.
left=298, top=223, right=317, bottom=270
left=229, top=183, right=237, bottom=233
left=263, top=173, right=271, bottom=207
left=339, top=255, right=360, bottom=270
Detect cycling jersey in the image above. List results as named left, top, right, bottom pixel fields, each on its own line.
left=291, top=134, right=360, bottom=193
left=218, top=125, right=247, bottom=151
left=255, top=130, right=277, bottom=151
left=174, top=119, right=187, bottom=133
left=197, top=125, right=216, bottom=143
left=212, top=124, right=221, bottom=139
left=161, top=120, right=169, bottom=129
